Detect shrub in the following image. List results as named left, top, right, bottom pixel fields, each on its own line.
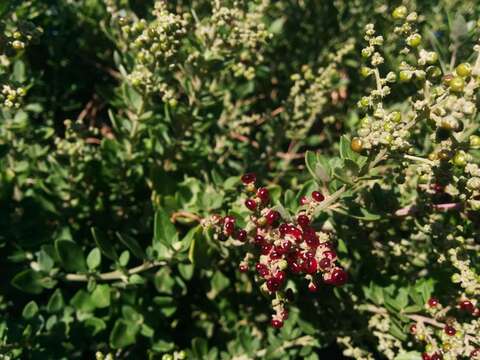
left=0, top=1, right=479, bottom=359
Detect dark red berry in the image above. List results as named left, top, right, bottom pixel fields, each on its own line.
left=308, top=282, right=318, bottom=292
left=471, top=349, right=480, bottom=358
left=287, top=226, right=302, bottom=242
left=428, top=297, right=439, bottom=308
left=323, top=250, right=337, bottom=260
left=261, top=243, right=273, bottom=255
left=279, top=241, right=292, bottom=253
left=266, top=210, right=280, bottom=225
left=254, top=234, right=265, bottom=246
left=297, top=214, right=310, bottom=228
left=245, top=198, right=257, bottom=211
left=279, top=223, right=289, bottom=236
left=271, top=319, right=283, bottom=328
left=239, top=263, right=248, bottom=272
left=430, top=353, right=442, bottom=360
left=444, top=325, right=456, bottom=336
left=330, top=268, right=348, bottom=285
left=431, top=183, right=444, bottom=193
left=256, top=263, right=269, bottom=277
left=257, top=187, right=270, bottom=203
left=281, top=309, right=289, bottom=320
left=303, top=250, right=315, bottom=259
left=319, top=258, right=331, bottom=270
left=235, top=229, right=247, bottom=242
left=304, top=258, right=318, bottom=274
left=270, top=250, right=281, bottom=260
left=299, top=196, right=309, bottom=205
left=266, top=278, right=281, bottom=292
left=459, top=300, right=474, bottom=313
left=241, top=173, right=256, bottom=184
left=275, top=271, right=286, bottom=283
left=311, top=191, right=325, bottom=202
left=224, top=215, right=236, bottom=224
left=289, top=261, right=303, bottom=274
left=409, top=324, right=417, bottom=334
left=224, top=221, right=235, bottom=236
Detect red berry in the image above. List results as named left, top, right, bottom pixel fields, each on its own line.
left=444, top=325, right=456, bottom=336
left=224, top=221, right=235, bottom=236
left=245, top=198, right=257, bottom=211
left=430, top=353, right=442, bottom=360
left=299, top=196, right=309, bottom=205
left=303, top=250, right=315, bottom=259
left=459, top=300, right=474, bottom=313
left=279, top=241, right=292, bottom=253
left=471, top=349, right=480, bottom=358
left=266, top=210, right=281, bottom=225
left=270, top=250, right=282, bottom=260
left=286, top=226, right=302, bottom=242
left=311, top=191, right=325, bottom=202
left=319, top=258, right=331, bottom=270
left=239, top=263, right=248, bottom=272
left=409, top=324, right=417, bottom=334
left=421, top=353, right=430, bottom=360
left=275, top=271, right=286, bottom=283
left=428, top=297, right=439, bottom=308
left=256, top=263, right=269, bottom=277
left=304, top=258, right=318, bottom=274
left=261, top=243, right=273, bottom=255
left=235, top=229, right=247, bottom=242
left=323, top=250, right=337, bottom=260
left=241, top=173, right=256, bottom=184
left=281, top=309, right=289, bottom=320
left=297, top=214, right=310, bottom=228
left=330, top=268, right=348, bottom=286
left=289, top=261, right=303, bottom=274
left=257, top=187, right=270, bottom=203
left=271, top=319, right=283, bottom=328
left=279, top=223, right=289, bottom=236
left=224, top=215, right=235, bottom=224
left=266, top=278, right=281, bottom=292
left=308, top=282, right=318, bottom=292
left=254, top=234, right=265, bottom=246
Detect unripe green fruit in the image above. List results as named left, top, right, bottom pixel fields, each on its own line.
left=392, top=6, right=408, bottom=19
left=359, top=97, right=370, bottom=108
left=449, top=76, right=465, bottom=92
left=399, top=70, right=412, bottom=82
left=360, top=66, right=371, bottom=77
left=453, top=152, right=467, bottom=167
left=426, top=52, right=438, bottom=64
left=407, top=33, right=421, bottom=47
left=390, top=111, right=401, bottom=123
left=456, top=62, right=472, bottom=77
left=360, top=116, right=370, bottom=128
left=470, top=135, right=480, bottom=148
left=426, top=66, right=441, bottom=79
left=418, top=174, right=429, bottom=184
left=351, top=137, right=363, bottom=153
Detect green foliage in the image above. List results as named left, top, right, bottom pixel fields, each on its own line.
left=1, top=0, right=480, bottom=359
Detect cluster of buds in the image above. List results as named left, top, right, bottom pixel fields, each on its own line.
left=409, top=297, right=480, bottom=360
left=0, top=20, right=42, bottom=57
left=115, top=1, right=188, bottom=100
left=206, top=173, right=347, bottom=328
left=1, top=84, right=26, bottom=109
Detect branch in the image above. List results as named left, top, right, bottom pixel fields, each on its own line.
left=63, top=261, right=166, bottom=282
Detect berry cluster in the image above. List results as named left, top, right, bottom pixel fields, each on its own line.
left=207, top=173, right=347, bottom=328
left=410, top=297, right=480, bottom=360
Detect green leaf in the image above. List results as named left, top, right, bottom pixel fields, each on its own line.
left=339, top=135, right=359, bottom=161
left=91, top=284, right=111, bottom=308
left=86, top=248, right=101, bottom=270
left=11, top=269, right=44, bottom=294
left=110, top=320, right=139, bottom=349
left=85, top=317, right=107, bottom=336
left=22, top=301, right=39, bottom=319
left=188, top=230, right=210, bottom=268
left=154, top=209, right=178, bottom=246
left=192, top=337, right=208, bottom=358
left=55, top=240, right=87, bottom=272
left=209, top=271, right=230, bottom=298
left=91, top=227, right=118, bottom=261
left=70, top=290, right=96, bottom=313
left=47, top=289, right=64, bottom=313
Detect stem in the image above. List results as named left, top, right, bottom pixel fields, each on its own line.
left=63, top=261, right=165, bottom=282
left=403, top=154, right=434, bottom=165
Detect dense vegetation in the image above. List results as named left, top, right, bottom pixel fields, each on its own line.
left=0, top=1, right=479, bottom=359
